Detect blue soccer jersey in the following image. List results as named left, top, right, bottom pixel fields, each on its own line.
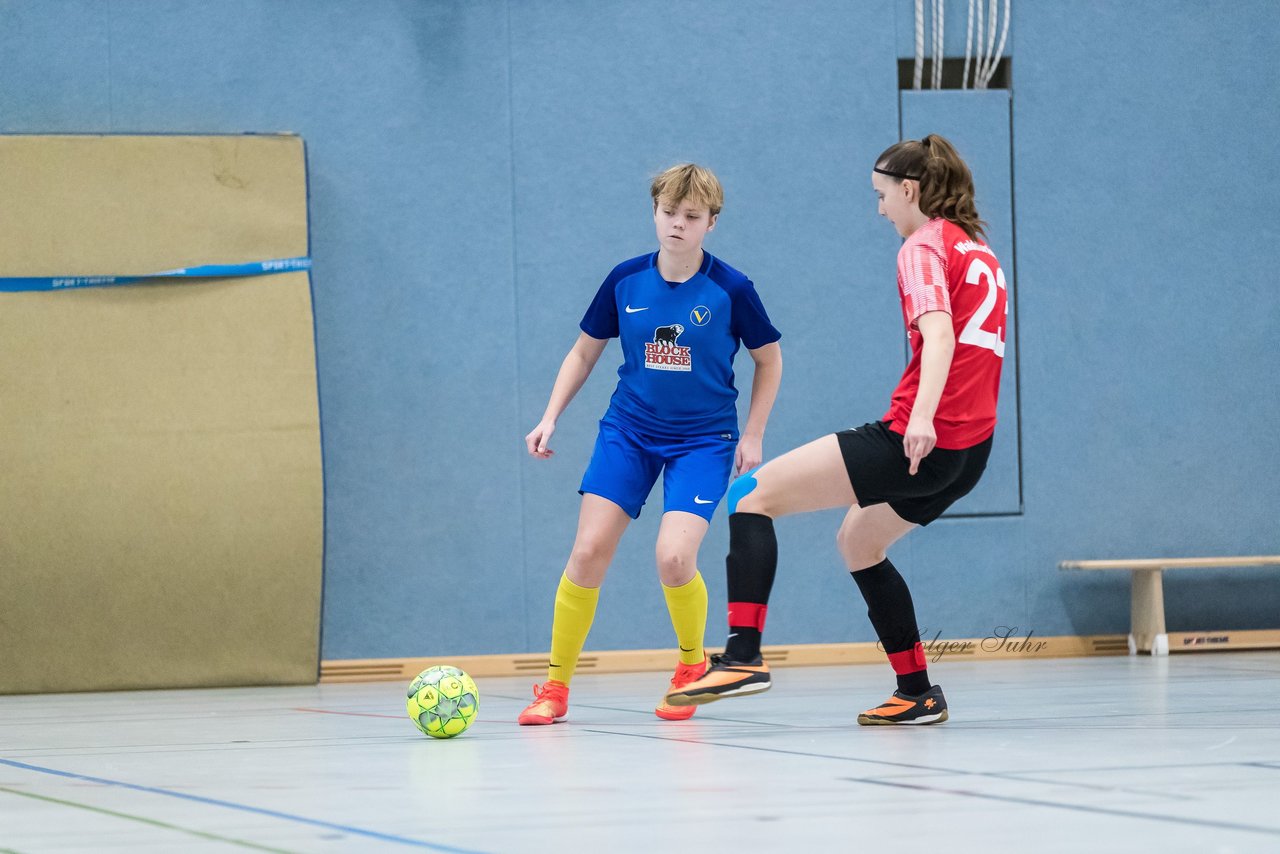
left=579, top=251, right=780, bottom=439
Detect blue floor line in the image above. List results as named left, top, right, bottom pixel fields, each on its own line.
left=0, top=758, right=487, bottom=854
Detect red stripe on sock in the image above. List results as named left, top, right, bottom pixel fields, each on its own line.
left=727, top=602, right=768, bottom=631
left=887, top=643, right=927, bottom=675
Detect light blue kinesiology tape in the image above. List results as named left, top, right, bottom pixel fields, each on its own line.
left=726, top=466, right=762, bottom=515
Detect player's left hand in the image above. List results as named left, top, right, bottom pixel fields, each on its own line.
left=736, top=434, right=763, bottom=475
left=903, top=417, right=936, bottom=476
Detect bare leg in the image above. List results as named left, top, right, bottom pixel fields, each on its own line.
left=655, top=511, right=713, bottom=715
left=734, top=434, right=856, bottom=518
left=532, top=494, right=631, bottom=695
left=654, top=510, right=710, bottom=587
left=837, top=502, right=917, bottom=571
left=837, top=503, right=936, bottom=717
left=563, top=493, right=632, bottom=588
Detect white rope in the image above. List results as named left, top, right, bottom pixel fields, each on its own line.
left=977, top=0, right=998, bottom=87
left=980, top=0, right=1011, bottom=88
left=962, top=0, right=974, bottom=89
left=980, top=0, right=998, bottom=88
left=973, top=0, right=985, bottom=88
left=914, top=0, right=924, bottom=90
left=934, top=0, right=946, bottom=89
left=930, top=0, right=937, bottom=89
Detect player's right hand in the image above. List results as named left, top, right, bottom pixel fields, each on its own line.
left=903, top=416, right=936, bottom=476
left=525, top=421, right=556, bottom=459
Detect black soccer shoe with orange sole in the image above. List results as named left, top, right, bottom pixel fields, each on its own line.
left=857, top=684, right=949, bottom=725
left=662, top=653, right=771, bottom=706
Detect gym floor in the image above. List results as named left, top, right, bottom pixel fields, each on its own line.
left=3, top=652, right=1278, bottom=853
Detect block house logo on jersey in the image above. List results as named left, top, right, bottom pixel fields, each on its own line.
left=644, top=324, right=691, bottom=371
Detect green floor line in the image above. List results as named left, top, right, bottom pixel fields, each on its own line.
left=0, top=786, right=298, bottom=854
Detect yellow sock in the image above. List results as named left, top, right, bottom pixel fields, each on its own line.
left=662, top=571, right=708, bottom=666
left=548, top=573, right=600, bottom=685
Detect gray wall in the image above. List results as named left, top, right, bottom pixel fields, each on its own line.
left=3, top=0, right=1276, bottom=661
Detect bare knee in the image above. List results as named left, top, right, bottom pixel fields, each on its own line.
left=567, top=538, right=615, bottom=583
left=836, top=524, right=885, bottom=571
left=731, top=476, right=779, bottom=517
left=655, top=546, right=694, bottom=586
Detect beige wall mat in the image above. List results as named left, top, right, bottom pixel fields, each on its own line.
left=0, top=134, right=322, bottom=694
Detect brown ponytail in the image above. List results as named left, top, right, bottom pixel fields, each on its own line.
left=875, top=134, right=987, bottom=240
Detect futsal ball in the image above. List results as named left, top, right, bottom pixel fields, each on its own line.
left=406, top=665, right=479, bottom=739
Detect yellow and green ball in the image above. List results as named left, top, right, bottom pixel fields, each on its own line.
left=406, top=665, right=479, bottom=738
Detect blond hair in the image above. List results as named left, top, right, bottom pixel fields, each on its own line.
left=650, top=163, right=724, bottom=216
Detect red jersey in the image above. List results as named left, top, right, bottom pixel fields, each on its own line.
left=884, top=218, right=1007, bottom=450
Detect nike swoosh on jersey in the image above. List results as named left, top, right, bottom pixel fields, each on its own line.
left=624, top=305, right=648, bottom=313
left=693, top=496, right=714, bottom=504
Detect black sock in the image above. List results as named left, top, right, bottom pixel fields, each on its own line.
left=851, top=558, right=931, bottom=695
left=723, top=513, right=776, bottom=662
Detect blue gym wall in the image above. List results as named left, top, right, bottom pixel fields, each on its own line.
left=2, top=1, right=1275, bottom=662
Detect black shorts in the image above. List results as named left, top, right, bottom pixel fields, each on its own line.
left=835, top=420, right=992, bottom=526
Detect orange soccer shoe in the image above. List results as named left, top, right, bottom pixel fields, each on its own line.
left=857, top=685, right=949, bottom=725
left=517, top=680, right=569, bottom=725
left=655, top=657, right=708, bottom=720
left=663, top=653, right=771, bottom=707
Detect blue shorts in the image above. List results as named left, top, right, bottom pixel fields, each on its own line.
left=579, top=420, right=737, bottom=521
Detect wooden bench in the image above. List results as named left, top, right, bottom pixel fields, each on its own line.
left=1058, top=556, right=1280, bottom=655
